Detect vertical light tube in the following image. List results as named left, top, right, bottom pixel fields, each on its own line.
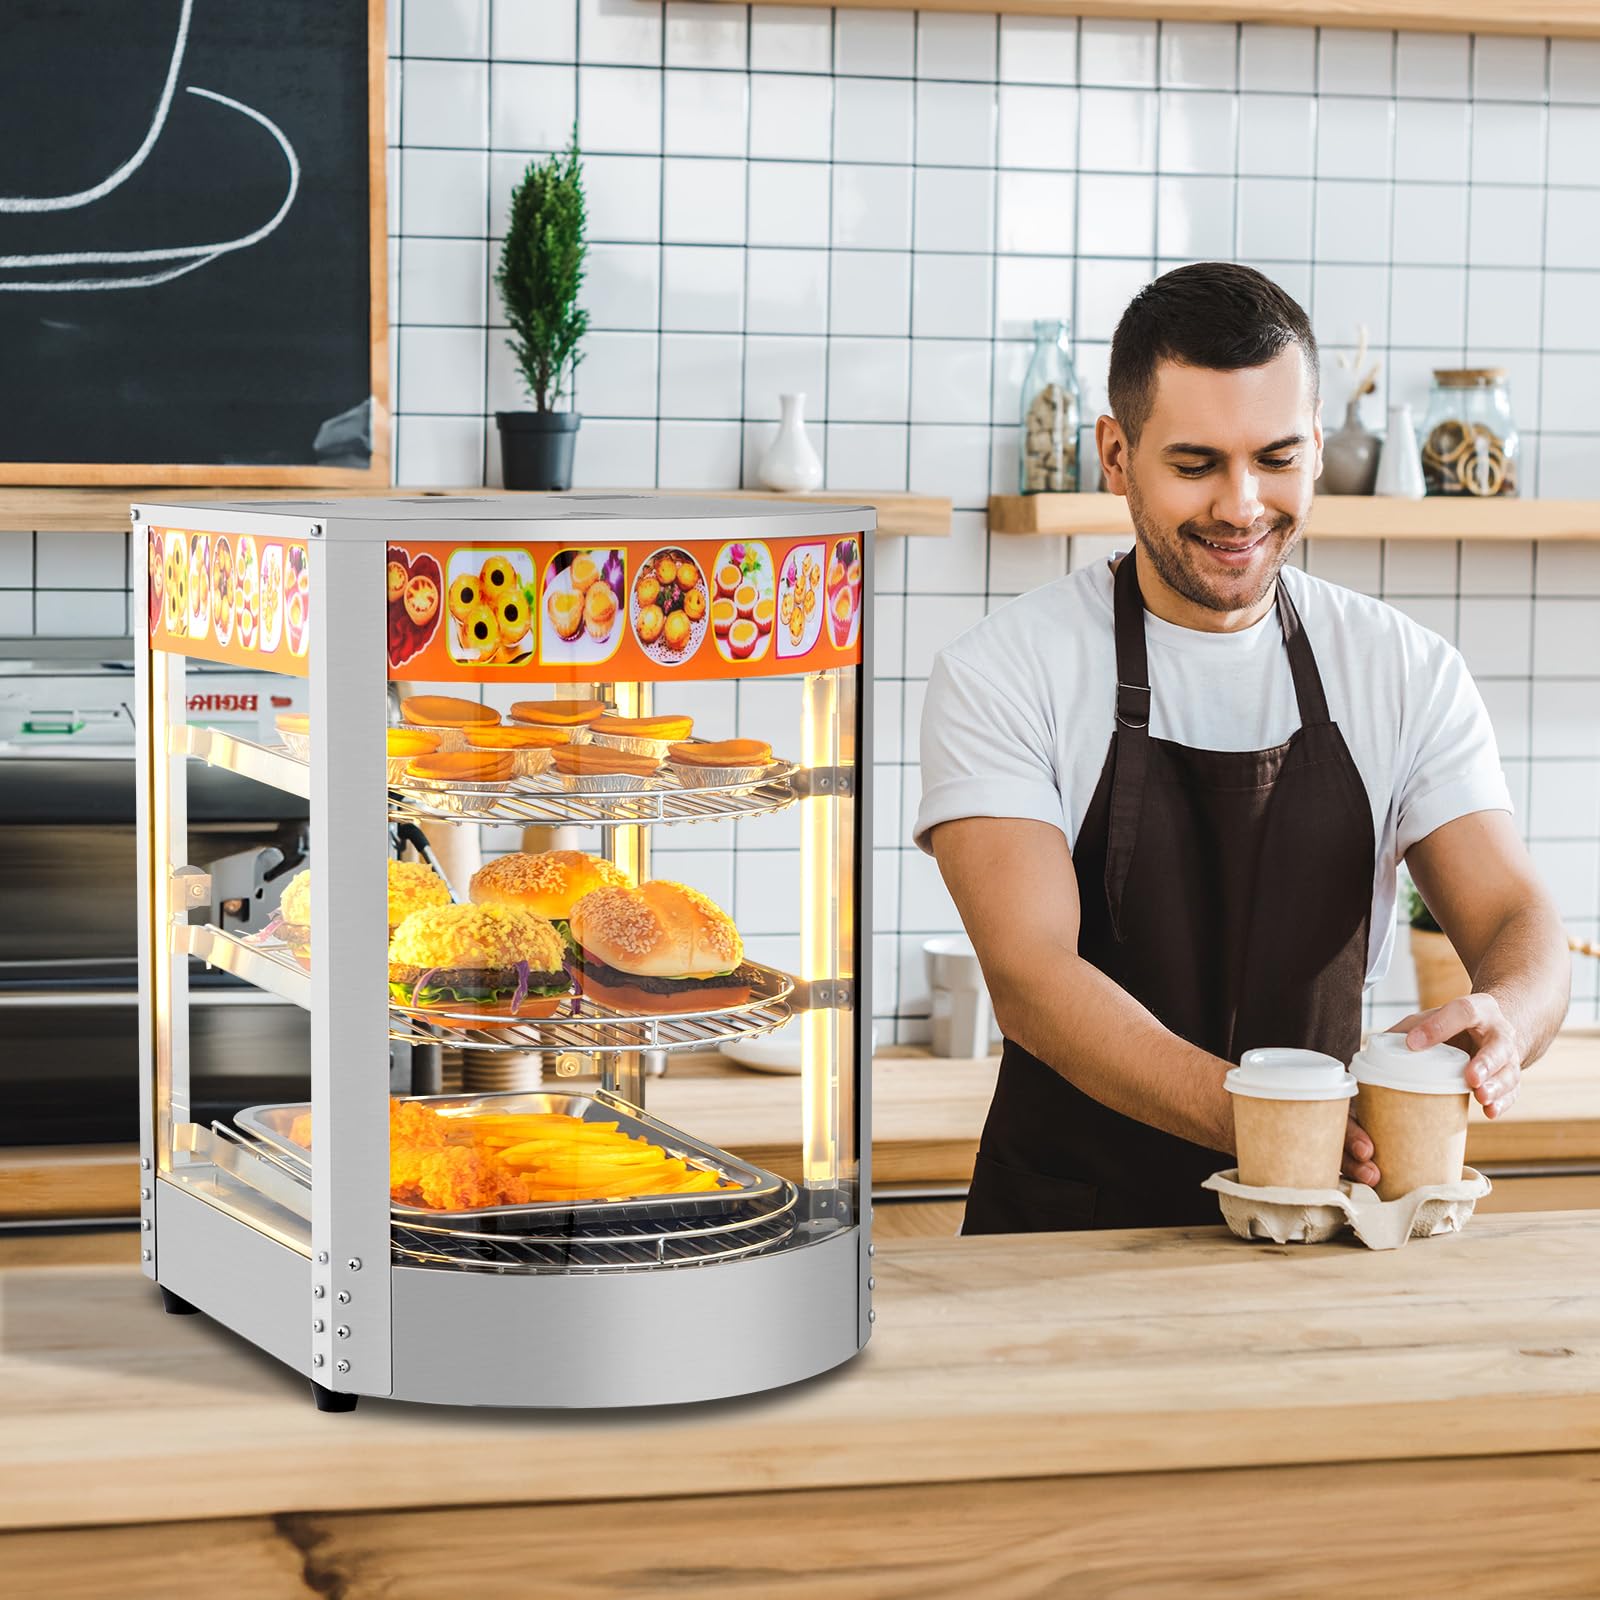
left=801, top=669, right=839, bottom=1188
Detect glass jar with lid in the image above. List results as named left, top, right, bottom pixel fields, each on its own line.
left=1419, top=368, right=1519, bottom=498
left=1018, top=319, right=1082, bottom=494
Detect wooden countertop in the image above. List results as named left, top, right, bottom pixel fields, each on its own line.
left=2, top=1211, right=1596, bottom=1534
left=4, top=1034, right=1596, bottom=1219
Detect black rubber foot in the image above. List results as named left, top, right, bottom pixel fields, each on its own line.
left=159, top=1286, right=200, bottom=1316
left=311, top=1381, right=359, bottom=1413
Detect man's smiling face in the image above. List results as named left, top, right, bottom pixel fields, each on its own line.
left=1103, top=347, right=1323, bottom=628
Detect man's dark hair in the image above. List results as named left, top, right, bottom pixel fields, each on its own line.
left=1107, top=263, right=1319, bottom=446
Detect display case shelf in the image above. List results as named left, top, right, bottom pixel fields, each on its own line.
left=387, top=765, right=801, bottom=829
left=389, top=963, right=797, bottom=1055
left=182, top=726, right=310, bottom=800
left=177, top=921, right=795, bottom=1052
left=175, top=923, right=311, bottom=1009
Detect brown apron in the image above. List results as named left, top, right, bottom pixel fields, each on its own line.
left=963, top=549, right=1375, bottom=1232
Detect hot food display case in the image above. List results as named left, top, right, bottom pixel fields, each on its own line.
left=133, top=496, right=871, bottom=1410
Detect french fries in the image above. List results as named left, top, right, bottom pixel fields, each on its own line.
left=296, top=1101, right=741, bottom=1208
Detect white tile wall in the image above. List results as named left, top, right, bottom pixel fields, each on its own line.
left=12, top=14, right=1600, bottom=1040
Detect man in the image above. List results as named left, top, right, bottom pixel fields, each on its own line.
left=915, top=263, right=1571, bottom=1233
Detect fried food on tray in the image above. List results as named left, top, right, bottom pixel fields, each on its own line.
left=283, top=1099, right=740, bottom=1209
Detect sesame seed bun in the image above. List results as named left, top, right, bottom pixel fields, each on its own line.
left=388, top=859, right=452, bottom=930
left=567, top=882, right=747, bottom=1012
left=469, top=851, right=631, bottom=920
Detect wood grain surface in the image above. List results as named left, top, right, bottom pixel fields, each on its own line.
left=2, top=1212, right=1597, bottom=1532
left=735, top=0, right=1600, bottom=38
left=4, top=1451, right=1598, bottom=1599
left=0, top=486, right=951, bottom=537
left=4, top=1036, right=1593, bottom=1222
left=988, top=491, right=1600, bottom=540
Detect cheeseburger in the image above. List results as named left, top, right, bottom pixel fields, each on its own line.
left=276, top=869, right=313, bottom=969
left=388, top=902, right=569, bottom=1021
left=387, top=858, right=453, bottom=932
left=468, top=850, right=630, bottom=958
left=275, top=860, right=454, bottom=961
left=567, top=880, right=749, bottom=1014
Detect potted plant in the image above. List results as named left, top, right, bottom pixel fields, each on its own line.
left=1403, top=875, right=1471, bottom=1012
left=494, top=138, right=588, bottom=491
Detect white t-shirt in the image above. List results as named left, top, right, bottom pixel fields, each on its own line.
left=913, top=557, right=1511, bottom=985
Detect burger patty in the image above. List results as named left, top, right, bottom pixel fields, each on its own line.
left=389, top=961, right=567, bottom=992
left=571, top=950, right=757, bottom=996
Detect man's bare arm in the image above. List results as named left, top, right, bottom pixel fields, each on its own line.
left=1403, top=810, right=1570, bottom=1116
left=929, top=815, right=1239, bottom=1152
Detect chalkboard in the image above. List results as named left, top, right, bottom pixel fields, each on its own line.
left=0, top=0, right=388, bottom=486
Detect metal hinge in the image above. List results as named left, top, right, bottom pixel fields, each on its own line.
left=169, top=868, right=212, bottom=915
left=793, top=766, right=854, bottom=799
left=794, top=980, right=855, bottom=1011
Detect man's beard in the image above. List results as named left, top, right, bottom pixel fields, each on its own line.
left=1125, top=472, right=1301, bottom=614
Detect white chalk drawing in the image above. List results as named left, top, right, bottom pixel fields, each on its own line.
left=0, top=0, right=301, bottom=291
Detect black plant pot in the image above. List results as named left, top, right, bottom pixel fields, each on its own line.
left=496, top=410, right=581, bottom=491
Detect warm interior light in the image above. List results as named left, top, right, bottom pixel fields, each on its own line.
left=801, top=670, right=839, bottom=1188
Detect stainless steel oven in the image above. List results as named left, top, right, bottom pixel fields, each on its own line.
left=0, top=644, right=313, bottom=1145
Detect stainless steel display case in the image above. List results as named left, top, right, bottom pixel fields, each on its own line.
left=134, top=496, right=872, bottom=1408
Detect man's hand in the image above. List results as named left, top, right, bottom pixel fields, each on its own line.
left=1343, top=1116, right=1379, bottom=1187
left=1387, top=992, right=1523, bottom=1118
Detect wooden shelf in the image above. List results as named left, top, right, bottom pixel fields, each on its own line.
left=989, top=493, right=1600, bottom=542
left=0, top=486, right=950, bottom=539
left=740, top=0, right=1600, bottom=40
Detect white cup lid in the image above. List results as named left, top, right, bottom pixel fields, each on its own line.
left=1224, top=1047, right=1357, bottom=1101
left=1351, top=1031, right=1471, bottom=1094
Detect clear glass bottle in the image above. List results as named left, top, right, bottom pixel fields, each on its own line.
left=1419, top=368, right=1519, bottom=498
left=1018, top=319, right=1081, bottom=495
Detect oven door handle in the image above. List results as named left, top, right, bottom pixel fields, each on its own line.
left=0, top=988, right=291, bottom=1008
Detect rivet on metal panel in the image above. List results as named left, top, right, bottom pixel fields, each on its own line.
left=868, top=1276, right=876, bottom=1290
left=347, top=1258, right=362, bottom=1272
left=312, top=1285, right=325, bottom=1299
left=317, top=1251, right=329, bottom=1264
left=336, top=1360, right=350, bottom=1374
left=140, top=1157, right=151, bottom=1171
left=336, top=1326, right=350, bottom=1339
left=868, top=1309, right=877, bottom=1323
left=313, top=1354, right=324, bottom=1368
left=336, top=1290, right=351, bottom=1304
left=141, top=1249, right=152, bottom=1262
left=132, top=509, right=142, bottom=521
left=867, top=1243, right=876, bottom=1257
left=140, top=1187, right=151, bottom=1201
left=313, top=1319, right=324, bottom=1334
left=140, top=1218, right=151, bottom=1232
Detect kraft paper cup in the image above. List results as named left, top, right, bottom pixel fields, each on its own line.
left=1224, top=1048, right=1358, bottom=1191
left=1351, top=1033, right=1471, bottom=1200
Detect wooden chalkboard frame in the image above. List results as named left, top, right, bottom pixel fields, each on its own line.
left=4, top=0, right=390, bottom=489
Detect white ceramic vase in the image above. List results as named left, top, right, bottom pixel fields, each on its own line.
left=1374, top=403, right=1427, bottom=499
left=758, top=393, right=823, bottom=492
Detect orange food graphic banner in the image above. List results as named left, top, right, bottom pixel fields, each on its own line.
left=387, top=534, right=865, bottom=683
left=146, top=529, right=866, bottom=684
left=147, top=526, right=311, bottom=677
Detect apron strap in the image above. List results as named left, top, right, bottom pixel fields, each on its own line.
left=1105, top=551, right=1152, bottom=940
left=1103, top=546, right=1333, bottom=939
left=1273, top=574, right=1332, bottom=728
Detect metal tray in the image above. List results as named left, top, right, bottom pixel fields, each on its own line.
left=233, top=1090, right=784, bottom=1231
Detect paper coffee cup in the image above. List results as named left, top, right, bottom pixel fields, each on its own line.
left=1224, top=1048, right=1357, bottom=1190
left=1351, top=1034, right=1471, bottom=1200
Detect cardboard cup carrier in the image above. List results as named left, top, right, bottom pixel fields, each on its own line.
left=1350, top=1032, right=1472, bottom=1200
left=1224, top=1047, right=1356, bottom=1190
